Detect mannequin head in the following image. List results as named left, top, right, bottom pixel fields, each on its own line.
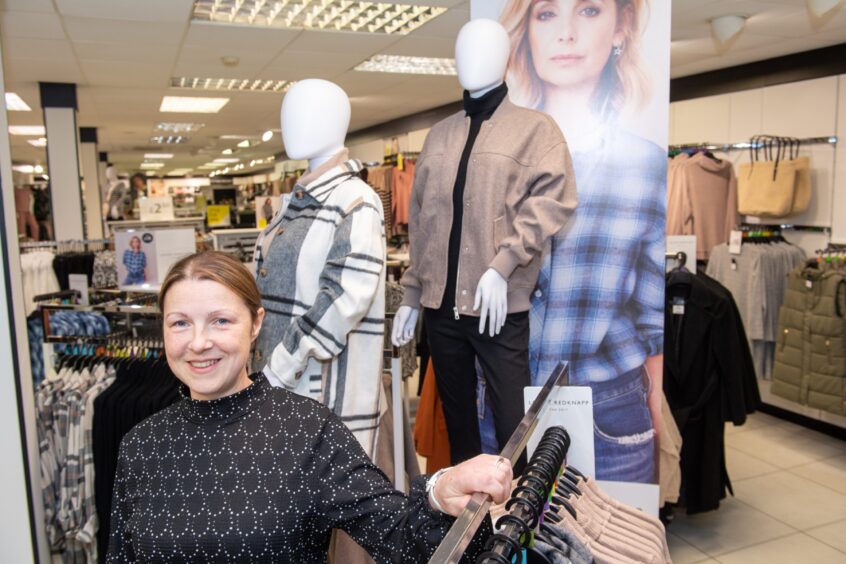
left=280, top=79, right=350, bottom=167
left=105, top=165, right=119, bottom=184
left=455, top=19, right=510, bottom=96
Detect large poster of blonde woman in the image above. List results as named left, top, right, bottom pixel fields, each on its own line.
left=472, top=0, right=670, bottom=513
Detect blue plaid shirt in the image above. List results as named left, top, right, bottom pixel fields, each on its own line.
left=529, top=128, right=666, bottom=384
left=122, top=249, right=146, bottom=276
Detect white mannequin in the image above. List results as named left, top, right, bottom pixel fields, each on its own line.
left=103, top=166, right=129, bottom=220
left=392, top=19, right=511, bottom=346
left=281, top=79, right=350, bottom=169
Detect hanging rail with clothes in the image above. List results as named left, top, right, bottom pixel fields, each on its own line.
left=669, top=135, right=837, bottom=152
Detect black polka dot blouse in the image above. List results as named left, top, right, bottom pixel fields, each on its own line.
left=106, top=373, right=489, bottom=562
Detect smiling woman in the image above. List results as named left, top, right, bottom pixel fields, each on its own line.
left=105, top=251, right=512, bottom=562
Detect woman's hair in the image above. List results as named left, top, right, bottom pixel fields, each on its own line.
left=500, top=0, right=651, bottom=120
left=130, top=172, right=145, bottom=186
left=130, top=235, right=141, bottom=248
left=159, top=251, right=262, bottom=321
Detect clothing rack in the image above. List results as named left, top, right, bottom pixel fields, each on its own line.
left=669, top=135, right=837, bottom=152
left=40, top=294, right=159, bottom=344
left=477, top=426, right=571, bottom=563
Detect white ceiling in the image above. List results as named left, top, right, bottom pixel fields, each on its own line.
left=0, top=0, right=844, bottom=173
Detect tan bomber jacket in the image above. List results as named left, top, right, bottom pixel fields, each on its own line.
left=400, top=97, right=578, bottom=316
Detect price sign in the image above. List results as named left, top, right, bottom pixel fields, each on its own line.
left=207, top=205, right=231, bottom=227
left=139, top=197, right=175, bottom=221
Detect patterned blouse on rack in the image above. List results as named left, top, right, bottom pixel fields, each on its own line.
left=107, top=373, right=489, bottom=563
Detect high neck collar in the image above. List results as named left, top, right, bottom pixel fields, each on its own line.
left=180, top=372, right=269, bottom=426
left=463, top=82, right=508, bottom=117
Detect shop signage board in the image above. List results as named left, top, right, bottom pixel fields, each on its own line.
left=139, top=196, right=175, bottom=221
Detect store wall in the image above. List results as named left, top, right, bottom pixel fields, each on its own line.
left=669, top=74, right=846, bottom=249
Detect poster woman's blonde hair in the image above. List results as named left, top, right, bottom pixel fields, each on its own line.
left=501, top=0, right=650, bottom=119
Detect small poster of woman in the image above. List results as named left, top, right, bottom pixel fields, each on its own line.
left=472, top=0, right=671, bottom=509
left=116, top=231, right=159, bottom=289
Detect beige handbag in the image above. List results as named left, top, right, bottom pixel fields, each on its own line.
left=783, top=138, right=811, bottom=215
left=737, top=136, right=810, bottom=217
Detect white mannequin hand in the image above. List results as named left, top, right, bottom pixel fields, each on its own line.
left=474, top=268, right=508, bottom=337
left=391, top=306, right=419, bottom=347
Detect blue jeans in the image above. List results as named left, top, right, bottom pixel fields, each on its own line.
left=123, top=271, right=145, bottom=285
left=591, top=368, right=656, bottom=483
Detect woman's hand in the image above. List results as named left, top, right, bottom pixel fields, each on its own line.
left=432, top=455, right=512, bottom=517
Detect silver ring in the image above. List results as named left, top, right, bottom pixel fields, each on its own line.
left=494, top=457, right=507, bottom=471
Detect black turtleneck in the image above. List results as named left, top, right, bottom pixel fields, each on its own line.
left=106, top=373, right=491, bottom=562
left=440, top=81, right=508, bottom=315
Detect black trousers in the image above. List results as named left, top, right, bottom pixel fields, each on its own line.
left=423, top=309, right=530, bottom=473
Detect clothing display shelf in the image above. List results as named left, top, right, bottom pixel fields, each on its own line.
left=106, top=216, right=206, bottom=232
left=20, top=238, right=112, bottom=253
left=211, top=228, right=261, bottom=264
left=39, top=293, right=158, bottom=344
left=669, top=135, right=837, bottom=153
left=478, top=426, right=572, bottom=564
left=430, top=363, right=570, bottom=564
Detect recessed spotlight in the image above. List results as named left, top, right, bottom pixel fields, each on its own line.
left=237, top=140, right=250, bottom=148
left=222, top=148, right=233, bottom=155
left=262, top=130, right=273, bottom=142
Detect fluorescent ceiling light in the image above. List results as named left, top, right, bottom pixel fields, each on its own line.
left=150, top=135, right=189, bottom=144
left=145, top=171, right=157, bottom=176
left=222, top=148, right=233, bottom=155
left=13, top=164, right=34, bottom=174
left=262, top=130, right=273, bottom=142
left=214, top=158, right=240, bottom=164
left=171, top=77, right=294, bottom=93
left=160, top=95, right=229, bottom=113
left=140, top=162, right=165, bottom=169
left=219, top=134, right=254, bottom=140
left=355, top=55, right=457, bottom=75
left=144, top=153, right=174, bottom=159
left=155, top=122, right=205, bottom=133
left=9, top=125, right=45, bottom=136
left=198, top=163, right=225, bottom=169
left=5, top=93, right=31, bottom=111
left=237, top=140, right=250, bottom=148
left=191, top=0, right=446, bottom=35
left=167, top=168, right=193, bottom=176
left=28, top=137, right=47, bottom=147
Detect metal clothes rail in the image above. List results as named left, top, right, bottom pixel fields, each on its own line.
left=669, top=135, right=837, bottom=152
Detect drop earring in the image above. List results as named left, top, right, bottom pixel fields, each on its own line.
left=613, top=44, right=623, bottom=57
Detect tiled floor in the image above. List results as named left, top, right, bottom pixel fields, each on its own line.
left=667, top=412, right=846, bottom=563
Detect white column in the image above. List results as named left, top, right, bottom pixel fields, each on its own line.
left=0, top=44, right=43, bottom=563
left=40, top=82, right=84, bottom=241
left=79, top=127, right=103, bottom=240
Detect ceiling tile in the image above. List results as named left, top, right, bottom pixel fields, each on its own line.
left=74, top=40, right=181, bottom=63
left=2, top=0, right=55, bottom=13
left=78, top=60, right=171, bottom=88
left=63, top=17, right=185, bottom=43
left=284, top=29, right=401, bottom=55
left=333, top=70, right=412, bottom=97
left=2, top=38, right=77, bottom=63
left=3, top=57, right=85, bottom=85
left=258, top=50, right=368, bottom=80
left=0, top=11, right=65, bottom=39
left=381, top=33, right=455, bottom=58
left=54, top=0, right=195, bottom=22
left=184, top=21, right=301, bottom=50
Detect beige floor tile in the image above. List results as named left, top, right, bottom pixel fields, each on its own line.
left=789, top=454, right=846, bottom=496
left=725, top=447, right=780, bottom=481
left=668, top=497, right=794, bottom=556
left=806, top=519, right=846, bottom=553
left=715, top=532, right=846, bottom=564
left=733, top=470, right=846, bottom=530
left=667, top=532, right=710, bottom=564
left=726, top=427, right=844, bottom=469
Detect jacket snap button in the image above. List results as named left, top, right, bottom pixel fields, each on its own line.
left=535, top=290, right=543, bottom=298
